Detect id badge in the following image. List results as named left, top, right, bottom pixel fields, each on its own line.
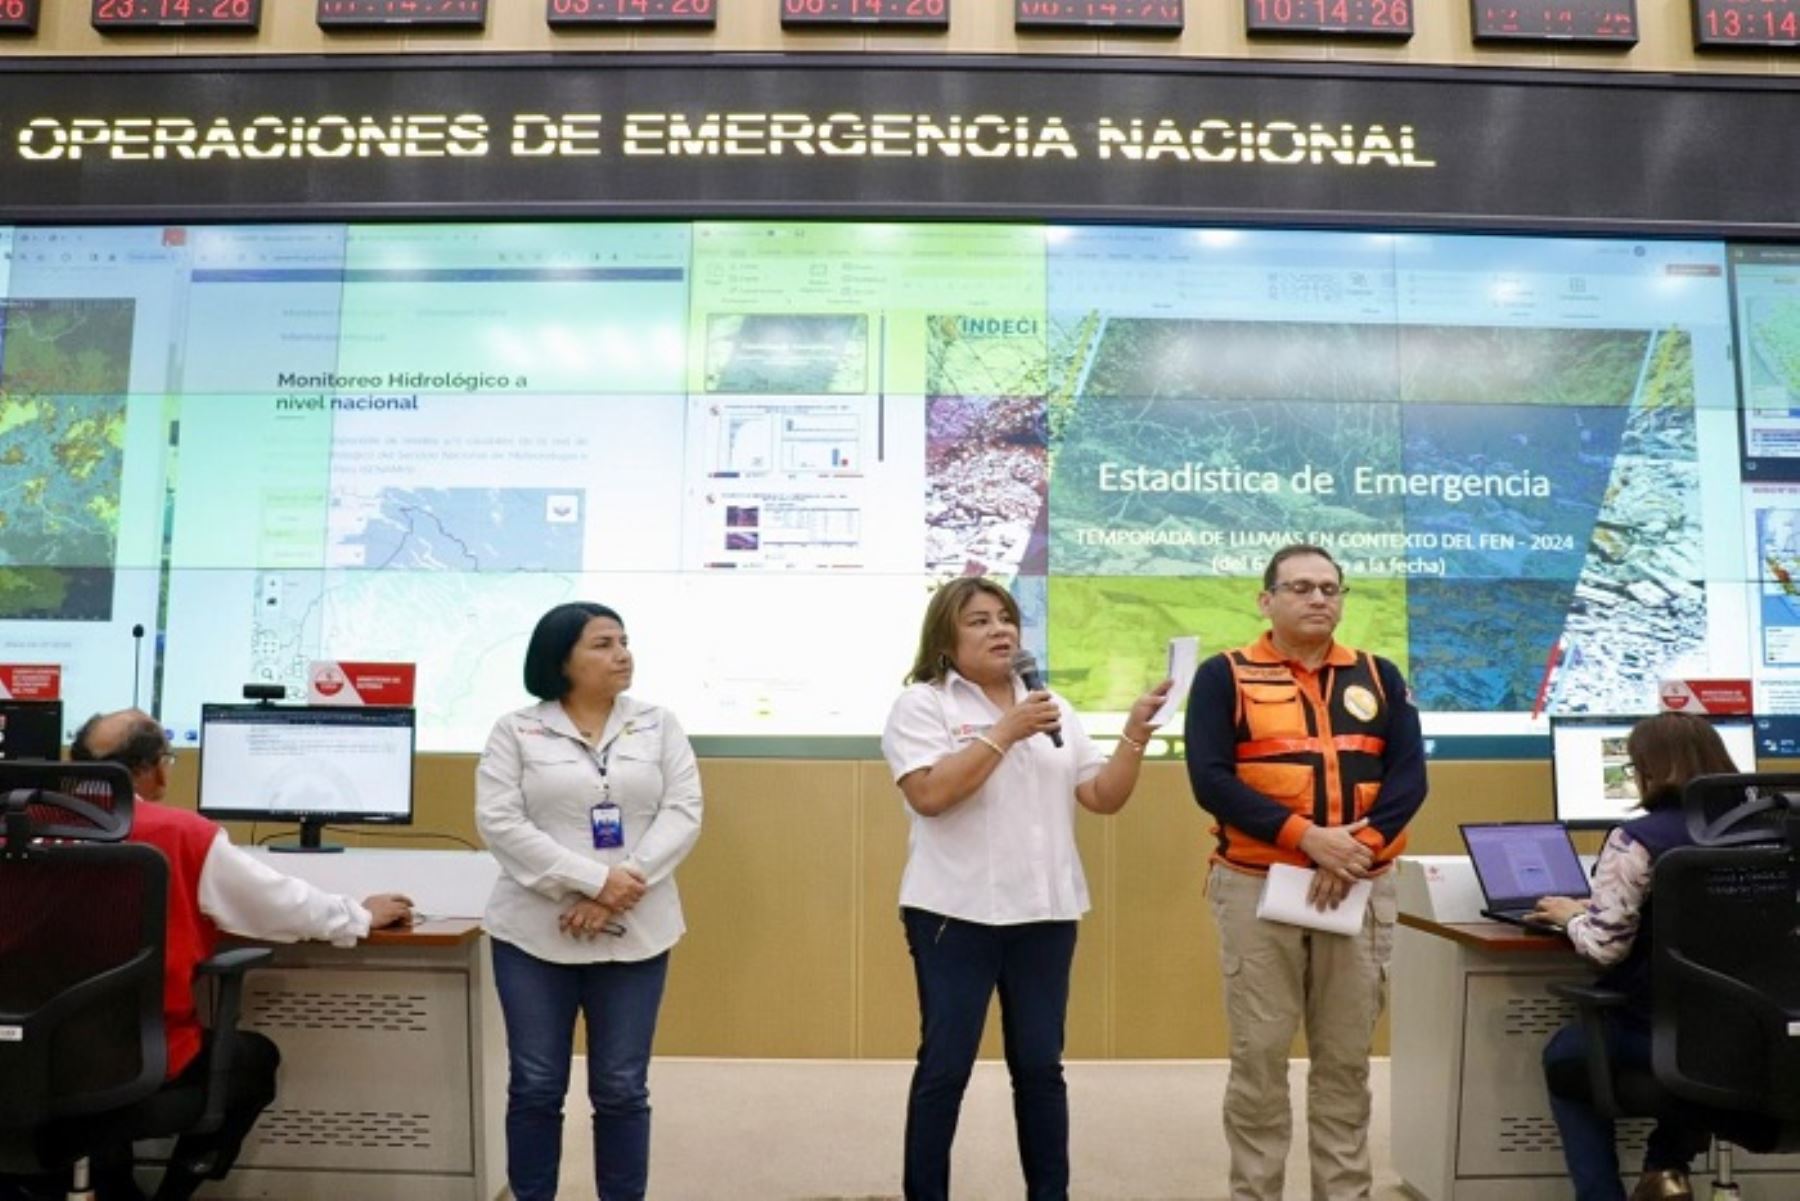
left=590, top=802, right=624, bottom=850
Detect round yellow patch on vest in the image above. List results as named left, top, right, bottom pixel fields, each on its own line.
left=1343, top=684, right=1380, bottom=722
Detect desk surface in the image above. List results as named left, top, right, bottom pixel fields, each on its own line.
left=366, top=917, right=481, bottom=948
left=1399, top=911, right=1578, bottom=953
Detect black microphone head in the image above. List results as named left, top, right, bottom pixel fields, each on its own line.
left=131, top=623, right=145, bottom=638
left=1010, top=649, right=1045, bottom=689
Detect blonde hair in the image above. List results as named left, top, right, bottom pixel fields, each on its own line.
left=905, top=577, right=1021, bottom=685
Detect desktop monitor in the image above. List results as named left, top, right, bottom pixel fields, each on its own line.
left=197, top=703, right=415, bottom=852
left=1549, top=713, right=1757, bottom=828
left=0, top=699, right=63, bottom=761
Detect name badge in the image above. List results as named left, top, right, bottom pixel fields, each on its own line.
left=590, top=802, right=624, bottom=850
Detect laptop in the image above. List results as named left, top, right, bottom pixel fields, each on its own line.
left=1459, top=821, right=1590, bottom=934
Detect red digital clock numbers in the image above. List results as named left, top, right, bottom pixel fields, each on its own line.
left=0, top=0, right=40, bottom=32
left=318, top=0, right=488, bottom=28
left=782, top=0, right=950, bottom=28
left=92, top=0, right=260, bottom=28
left=1014, top=1, right=1184, bottom=31
left=1245, top=0, right=1413, bottom=37
left=1694, top=0, right=1800, bottom=46
left=546, top=0, right=716, bottom=25
left=1472, top=0, right=1637, bottom=42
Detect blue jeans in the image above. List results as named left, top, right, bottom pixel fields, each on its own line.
left=490, top=939, right=669, bottom=1201
left=901, top=908, right=1078, bottom=1201
left=1543, top=1020, right=1709, bottom=1201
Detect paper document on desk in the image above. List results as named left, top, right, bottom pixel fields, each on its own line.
left=1149, top=636, right=1201, bottom=728
left=1255, top=863, right=1372, bottom=936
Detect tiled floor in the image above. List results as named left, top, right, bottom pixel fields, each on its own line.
left=548, top=1057, right=1411, bottom=1200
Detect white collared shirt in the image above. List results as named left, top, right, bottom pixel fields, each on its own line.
left=881, top=671, right=1106, bottom=925
left=198, top=833, right=371, bottom=945
left=475, top=696, right=703, bottom=964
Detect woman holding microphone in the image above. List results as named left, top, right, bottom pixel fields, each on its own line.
left=476, top=601, right=703, bottom=1201
left=882, top=576, right=1171, bottom=1201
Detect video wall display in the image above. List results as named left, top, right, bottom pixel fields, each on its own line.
left=0, top=220, right=1786, bottom=754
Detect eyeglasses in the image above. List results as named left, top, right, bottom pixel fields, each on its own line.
left=158, top=751, right=177, bottom=766
left=1269, top=581, right=1350, bottom=599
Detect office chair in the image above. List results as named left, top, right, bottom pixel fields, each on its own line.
left=1549, top=772, right=1800, bottom=1200
left=0, top=762, right=268, bottom=1201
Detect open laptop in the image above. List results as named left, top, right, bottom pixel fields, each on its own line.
left=1459, top=821, right=1590, bottom=934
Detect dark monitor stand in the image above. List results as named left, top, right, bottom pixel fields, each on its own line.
left=269, top=816, right=343, bottom=854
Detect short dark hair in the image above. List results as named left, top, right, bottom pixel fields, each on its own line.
left=1262, top=543, right=1343, bottom=592
left=1626, top=712, right=1739, bottom=811
left=905, top=577, right=1021, bottom=685
left=70, top=711, right=167, bottom=774
left=523, top=602, right=625, bottom=701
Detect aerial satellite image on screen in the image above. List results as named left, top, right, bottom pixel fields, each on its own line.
left=0, top=298, right=134, bottom=621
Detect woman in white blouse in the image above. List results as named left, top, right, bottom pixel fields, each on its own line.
left=475, top=601, right=703, bottom=1201
left=1533, top=712, right=1735, bottom=1201
left=882, top=576, right=1170, bottom=1201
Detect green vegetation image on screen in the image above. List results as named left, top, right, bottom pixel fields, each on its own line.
left=0, top=221, right=1775, bottom=754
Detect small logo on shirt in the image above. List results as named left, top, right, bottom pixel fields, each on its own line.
left=1344, top=685, right=1380, bottom=722
left=953, top=722, right=993, bottom=738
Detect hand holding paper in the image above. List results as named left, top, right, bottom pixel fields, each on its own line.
left=1256, top=863, right=1372, bottom=936
left=1149, top=636, right=1200, bottom=728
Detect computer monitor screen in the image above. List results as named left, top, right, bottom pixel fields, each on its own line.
left=198, top=704, right=415, bottom=849
left=1550, top=713, right=1757, bottom=828
left=0, top=699, right=63, bottom=761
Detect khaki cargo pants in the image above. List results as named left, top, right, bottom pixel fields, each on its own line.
left=1207, top=864, right=1398, bottom=1201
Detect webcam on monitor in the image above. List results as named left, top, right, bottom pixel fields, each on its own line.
left=242, top=683, right=286, bottom=702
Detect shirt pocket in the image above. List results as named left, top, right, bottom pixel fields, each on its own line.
left=611, top=740, right=665, bottom=818
left=1241, top=683, right=1308, bottom=740
left=1236, top=761, right=1314, bottom=813
left=518, top=740, right=596, bottom=804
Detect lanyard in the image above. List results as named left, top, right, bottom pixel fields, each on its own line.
left=586, top=729, right=624, bottom=804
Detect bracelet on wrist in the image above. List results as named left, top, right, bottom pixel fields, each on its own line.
left=1117, top=733, right=1146, bottom=753
left=974, top=733, right=1006, bottom=758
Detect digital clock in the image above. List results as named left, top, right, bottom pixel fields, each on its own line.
left=782, top=0, right=949, bottom=28
left=318, top=0, right=488, bottom=28
left=546, top=0, right=715, bottom=25
left=1693, top=0, right=1800, bottom=46
left=0, top=0, right=39, bottom=33
left=92, top=0, right=260, bottom=29
left=1245, top=0, right=1412, bottom=38
left=1472, top=0, right=1636, bottom=43
left=1014, top=0, right=1184, bottom=30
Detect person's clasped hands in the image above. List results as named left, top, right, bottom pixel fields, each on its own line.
left=559, top=863, right=647, bottom=940
left=1299, top=819, right=1375, bottom=910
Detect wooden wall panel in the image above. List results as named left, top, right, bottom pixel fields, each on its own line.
left=181, top=753, right=1554, bottom=1058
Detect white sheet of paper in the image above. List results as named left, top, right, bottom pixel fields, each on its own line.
left=1255, top=862, right=1372, bottom=936
left=1149, top=635, right=1200, bottom=728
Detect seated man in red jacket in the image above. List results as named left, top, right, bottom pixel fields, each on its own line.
left=60, top=708, right=414, bottom=1201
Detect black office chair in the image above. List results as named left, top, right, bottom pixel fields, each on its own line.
left=1550, top=772, right=1800, bottom=1194
left=0, top=762, right=268, bottom=1201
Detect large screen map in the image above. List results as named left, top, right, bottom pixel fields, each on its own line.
left=0, top=221, right=1777, bottom=754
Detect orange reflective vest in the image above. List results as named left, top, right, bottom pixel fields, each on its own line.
left=1218, top=637, right=1407, bottom=872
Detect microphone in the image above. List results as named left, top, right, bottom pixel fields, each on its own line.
left=1010, top=650, right=1063, bottom=748
left=131, top=623, right=145, bottom=709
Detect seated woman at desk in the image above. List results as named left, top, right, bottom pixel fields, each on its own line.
left=1531, top=711, right=1735, bottom=1201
